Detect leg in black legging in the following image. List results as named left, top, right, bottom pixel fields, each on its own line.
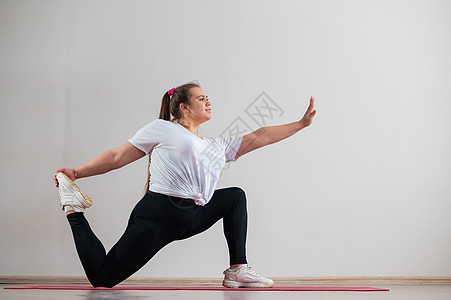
left=66, top=192, right=196, bottom=287
left=66, top=213, right=106, bottom=284
left=178, top=186, right=248, bottom=265
left=66, top=188, right=247, bottom=287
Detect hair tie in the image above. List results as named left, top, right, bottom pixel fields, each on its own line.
left=168, top=87, right=175, bottom=96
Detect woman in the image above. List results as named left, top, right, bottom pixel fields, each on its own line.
left=53, top=81, right=317, bottom=288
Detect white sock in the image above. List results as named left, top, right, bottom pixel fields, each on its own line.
left=64, top=205, right=75, bottom=213
left=229, top=264, right=248, bottom=271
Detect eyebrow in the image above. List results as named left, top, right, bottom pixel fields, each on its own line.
left=197, top=95, right=208, bottom=98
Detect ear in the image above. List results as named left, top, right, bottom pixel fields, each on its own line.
left=179, top=102, right=190, bottom=113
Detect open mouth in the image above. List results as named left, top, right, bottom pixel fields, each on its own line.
left=206, top=109, right=211, bottom=112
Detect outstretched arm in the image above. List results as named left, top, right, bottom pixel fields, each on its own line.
left=53, top=142, right=146, bottom=186
left=235, top=96, right=317, bottom=159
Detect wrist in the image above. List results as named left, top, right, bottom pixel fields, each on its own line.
left=73, top=168, right=79, bottom=179
left=298, top=120, right=306, bottom=130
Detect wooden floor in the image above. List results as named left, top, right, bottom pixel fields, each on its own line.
left=2, top=284, right=451, bottom=300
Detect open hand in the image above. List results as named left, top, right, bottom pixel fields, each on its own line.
left=300, top=96, right=317, bottom=128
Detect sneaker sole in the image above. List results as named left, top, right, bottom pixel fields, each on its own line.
left=57, top=172, right=93, bottom=207
left=222, top=280, right=274, bottom=288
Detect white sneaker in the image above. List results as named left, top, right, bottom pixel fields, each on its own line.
left=222, top=265, right=274, bottom=288
left=56, top=172, right=92, bottom=212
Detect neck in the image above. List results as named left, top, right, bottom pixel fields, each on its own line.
left=177, top=118, right=201, bottom=135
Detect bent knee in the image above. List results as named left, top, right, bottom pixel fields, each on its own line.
left=92, top=282, right=116, bottom=288
left=231, top=187, right=247, bottom=203
left=90, top=277, right=118, bottom=289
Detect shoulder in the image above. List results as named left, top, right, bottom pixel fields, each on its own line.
left=151, top=118, right=173, bottom=126
left=140, top=119, right=176, bottom=130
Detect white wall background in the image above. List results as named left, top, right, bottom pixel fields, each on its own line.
left=1, top=0, right=450, bottom=278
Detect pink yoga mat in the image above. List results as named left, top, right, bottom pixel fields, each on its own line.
left=5, top=286, right=389, bottom=291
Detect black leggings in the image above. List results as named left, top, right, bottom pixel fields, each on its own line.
left=66, top=187, right=248, bottom=288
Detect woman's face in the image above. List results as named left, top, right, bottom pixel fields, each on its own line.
left=184, top=87, right=212, bottom=122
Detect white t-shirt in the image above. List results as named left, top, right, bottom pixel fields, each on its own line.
left=128, top=119, right=243, bottom=206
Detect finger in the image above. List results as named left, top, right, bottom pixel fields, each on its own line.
left=306, top=97, right=314, bottom=113
left=54, top=172, right=60, bottom=187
